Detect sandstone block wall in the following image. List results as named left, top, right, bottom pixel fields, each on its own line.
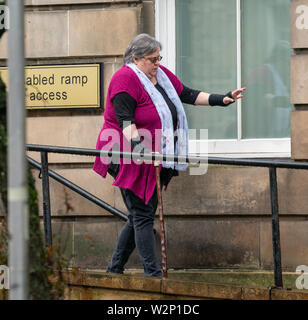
left=290, top=0, right=308, bottom=159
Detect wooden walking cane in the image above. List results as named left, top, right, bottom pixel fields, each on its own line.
left=154, top=157, right=168, bottom=278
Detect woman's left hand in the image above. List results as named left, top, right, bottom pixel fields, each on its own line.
left=223, top=87, right=246, bottom=105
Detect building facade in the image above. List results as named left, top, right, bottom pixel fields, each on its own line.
left=1, top=0, right=308, bottom=272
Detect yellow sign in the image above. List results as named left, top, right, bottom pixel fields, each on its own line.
left=0, top=64, right=103, bottom=109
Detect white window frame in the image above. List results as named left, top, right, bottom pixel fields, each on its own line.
left=155, top=0, right=291, bottom=158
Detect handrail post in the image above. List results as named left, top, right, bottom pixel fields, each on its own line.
left=269, top=166, right=283, bottom=288
left=41, top=151, right=52, bottom=246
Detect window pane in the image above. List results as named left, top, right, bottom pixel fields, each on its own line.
left=176, top=0, right=237, bottom=139
left=242, top=0, right=292, bottom=138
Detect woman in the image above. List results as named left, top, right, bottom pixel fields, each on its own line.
left=93, top=33, right=245, bottom=277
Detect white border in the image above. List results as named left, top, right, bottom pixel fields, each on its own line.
left=155, top=0, right=176, bottom=73
left=155, top=0, right=291, bottom=158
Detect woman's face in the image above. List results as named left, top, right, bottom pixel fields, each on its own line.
left=133, top=48, right=161, bottom=80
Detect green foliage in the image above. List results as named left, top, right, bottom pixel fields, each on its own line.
left=0, top=169, right=69, bottom=300
left=0, top=64, right=8, bottom=300
left=28, top=170, right=54, bottom=300
left=0, top=219, right=7, bottom=264
left=29, top=169, right=69, bottom=299
left=28, top=170, right=69, bottom=300
left=0, top=29, right=8, bottom=267
left=0, top=77, right=7, bottom=210
left=0, top=3, right=7, bottom=212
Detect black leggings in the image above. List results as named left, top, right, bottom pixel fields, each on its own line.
left=107, top=187, right=161, bottom=277
left=106, top=162, right=177, bottom=276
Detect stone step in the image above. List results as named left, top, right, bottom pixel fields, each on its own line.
left=62, top=269, right=308, bottom=300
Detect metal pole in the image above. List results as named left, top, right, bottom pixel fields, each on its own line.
left=7, top=1, right=28, bottom=299
left=26, top=144, right=308, bottom=170
left=269, top=166, right=283, bottom=288
left=40, top=152, right=52, bottom=246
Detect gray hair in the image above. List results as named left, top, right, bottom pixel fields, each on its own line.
left=123, top=33, right=162, bottom=64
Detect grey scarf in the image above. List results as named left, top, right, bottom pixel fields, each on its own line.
left=127, top=63, right=189, bottom=171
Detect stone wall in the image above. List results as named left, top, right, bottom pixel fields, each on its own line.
left=290, top=0, right=308, bottom=159
left=29, top=164, right=308, bottom=272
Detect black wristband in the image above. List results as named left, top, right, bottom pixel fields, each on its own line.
left=209, top=91, right=234, bottom=107
left=209, top=93, right=224, bottom=106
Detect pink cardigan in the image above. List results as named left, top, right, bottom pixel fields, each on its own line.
left=93, top=64, right=183, bottom=204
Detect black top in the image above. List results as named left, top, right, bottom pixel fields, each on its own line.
left=154, top=83, right=178, bottom=131
left=112, top=84, right=200, bottom=130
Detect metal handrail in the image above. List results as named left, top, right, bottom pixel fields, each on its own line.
left=26, top=143, right=308, bottom=289
left=26, top=143, right=308, bottom=169
left=27, top=156, right=128, bottom=221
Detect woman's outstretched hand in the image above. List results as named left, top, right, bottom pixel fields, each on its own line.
left=223, top=87, right=246, bottom=105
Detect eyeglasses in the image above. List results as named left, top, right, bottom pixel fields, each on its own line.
left=143, top=55, right=163, bottom=64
